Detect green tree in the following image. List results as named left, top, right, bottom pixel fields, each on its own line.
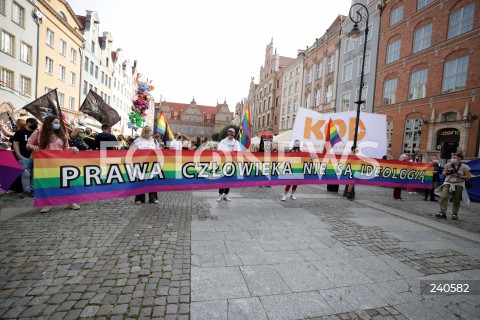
left=211, top=132, right=220, bottom=141
left=219, top=124, right=240, bottom=141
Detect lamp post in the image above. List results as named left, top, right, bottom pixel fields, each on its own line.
left=347, top=2, right=369, bottom=151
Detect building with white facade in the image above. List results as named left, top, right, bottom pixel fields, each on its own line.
left=111, top=49, right=134, bottom=135
left=279, top=51, right=304, bottom=132
left=0, top=0, right=39, bottom=112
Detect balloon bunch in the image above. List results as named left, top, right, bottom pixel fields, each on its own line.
left=128, top=74, right=154, bottom=129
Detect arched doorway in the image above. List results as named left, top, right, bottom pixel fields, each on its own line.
left=436, top=127, right=460, bottom=151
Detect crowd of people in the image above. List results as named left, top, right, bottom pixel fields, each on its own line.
left=0, top=117, right=471, bottom=219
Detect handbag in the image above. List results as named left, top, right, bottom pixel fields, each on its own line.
left=465, top=180, right=473, bottom=189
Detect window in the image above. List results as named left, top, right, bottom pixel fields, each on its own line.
left=59, top=39, right=66, bottom=55
left=95, top=66, right=98, bottom=79
left=101, top=71, right=104, bottom=84
left=281, top=118, right=285, bottom=130
left=293, top=98, right=298, bottom=110
left=442, top=56, right=468, bottom=93
left=84, top=57, right=89, bottom=71
left=296, top=66, right=300, bottom=75
left=305, top=93, right=311, bottom=109
left=70, top=72, right=76, bottom=86
left=315, top=89, right=321, bottom=106
left=89, top=62, right=94, bottom=75
left=341, top=92, right=350, bottom=111
left=448, top=2, right=475, bottom=39
left=106, top=57, right=109, bottom=67
left=387, top=121, right=393, bottom=150
left=343, top=63, right=353, bottom=82
left=287, top=101, right=291, bottom=113
left=1, top=30, right=14, bottom=55
left=12, top=2, right=25, bottom=27
left=386, top=39, right=401, bottom=64
left=1, top=67, right=14, bottom=87
left=283, top=88, right=287, bottom=97
left=327, top=54, right=335, bottom=73
left=20, top=42, right=31, bottom=64
left=58, top=65, right=65, bottom=81
left=58, top=92, right=65, bottom=107
left=413, top=24, right=432, bottom=53
left=0, top=0, right=5, bottom=14
left=288, top=84, right=293, bottom=95
left=91, top=41, right=95, bottom=53
left=83, top=80, right=88, bottom=95
left=383, top=78, right=398, bottom=105
left=325, top=85, right=333, bottom=103
left=44, top=87, right=52, bottom=94
left=46, top=28, right=54, bottom=47
left=45, top=57, right=54, bottom=74
left=355, top=86, right=368, bottom=108
left=20, top=75, right=31, bottom=96
left=358, top=52, right=371, bottom=76
left=361, top=24, right=373, bottom=44
left=69, top=97, right=75, bottom=110
left=71, top=48, right=77, bottom=64
left=316, top=61, right=323, bottom=79
left=306, top=68, right=312, bottom=84
left=403, top=118, right=422, bottom=154
left=284, top=74, right=288, bottom=82
left=390, top=5, right=404, bottom=26
left=418, top=0, right=434, bottom=10
left=294, top=80, right=299, bottom=92
left=58, top=11, right=67, bottom=21
left=409, top=68, right=428, bottom=100
left=345, top=38, right=354, bottom=53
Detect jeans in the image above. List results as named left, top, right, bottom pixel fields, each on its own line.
left=219, top=188, right=230, bottom=195
left=17, top=157, right=33, bottom=193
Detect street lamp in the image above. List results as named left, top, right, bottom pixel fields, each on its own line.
left=347, top=2, right=369, bottom=151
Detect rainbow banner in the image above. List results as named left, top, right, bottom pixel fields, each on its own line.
left=33, top=150, right=433, bottom=207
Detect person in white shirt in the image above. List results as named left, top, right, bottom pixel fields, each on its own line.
left=130, top=126, right=160, bottom=204
left=169, top=132, right=183, bottom=150
left=216, top=128, right=241, bottom=202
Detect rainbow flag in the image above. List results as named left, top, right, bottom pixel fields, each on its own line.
left=325, top=118, right=342, bottom=147
left=155, top=111, right=167, bottom=134
left=156, top=111, right=174, bottom=140
left=32, top=150, right=433, bottom=207
left=240, top=103, right=252, bottom=150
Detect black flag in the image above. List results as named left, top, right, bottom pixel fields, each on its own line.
left=23, top=89, right=63, bottom=123
left=80, top=90, right=121, bottom=127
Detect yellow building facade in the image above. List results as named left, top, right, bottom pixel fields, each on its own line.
left=36, top=0, right=84, bottom=118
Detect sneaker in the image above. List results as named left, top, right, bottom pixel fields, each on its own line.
left=408, top=192, right=414, bottom=194
left=40, top=206, right=50, bottom=213
left=135, top=201, right=142, bottom=205
left=153, top=200, right=159, bottom=204
left=290, top=195, right=297, bottom=200
left=20, top=192, right=30, bottom=199
left=223, top=194, right=232, bottom=202
left=435, top=213, right=447, bottom=219
left=451, top=214, right=458, bottom=220
left=28, top=190, right=34, bottom=197
left=394, top=198, right=404, bottom=201
left=216, top=194, right=223, bottom=202
left=68, top=203, right=80, bottom=210
left=430, top=198, right=438, bottom=202
left=281, top=195, right=287, bottom=201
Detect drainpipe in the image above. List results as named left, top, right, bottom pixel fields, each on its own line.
left=34, top=8, right=41, bottom=100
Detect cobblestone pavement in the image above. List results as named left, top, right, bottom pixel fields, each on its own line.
left=1, top=185, right=479, bottom=319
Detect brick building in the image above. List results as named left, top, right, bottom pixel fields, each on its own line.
left=374, top=0, right=479, bottom=160
left=156, top=99, right=233, bottom=138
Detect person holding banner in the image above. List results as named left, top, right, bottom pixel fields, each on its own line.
left=130, top=126, right=159, bottom=205
left=27, top=116, right=81, bottom=213
left=393, top=154, right=409, bottom=200
left=12, top=118, right=38, bottom=197
left=282, top=140, right=300, bottom=201
left=435, top=153, right=471, bottom=220
left=216, top=128, right=242, bottom=202
left=170, top=132, right=183, bottom=150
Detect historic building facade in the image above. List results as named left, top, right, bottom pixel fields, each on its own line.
left=252, top=39, right=294, bottom=137
left=304, top=15, right=345, bottom=114
left=0, top=0, right=39, bottom=112
left=111, top=49, right=135, bottom=135
left=156, top=99, right=234, bottom=138
left=336, top=1, right=381, bottom=114
left=36, top=0, right=83, bottom=119
left=374, top=0, right=479, bottom=159
left=279, top=51, right=304, bottom=133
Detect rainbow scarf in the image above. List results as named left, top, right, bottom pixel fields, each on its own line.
left=33, top=150, right=433, bottom=207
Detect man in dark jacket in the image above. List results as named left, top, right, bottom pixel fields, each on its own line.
left=94, top=124, right=118, bottom=150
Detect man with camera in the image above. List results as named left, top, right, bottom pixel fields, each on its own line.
left=435, top=153, right=471, bottom=220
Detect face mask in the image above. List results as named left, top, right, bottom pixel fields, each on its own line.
left=451, top=159, right=458, bottom=164
left=79, top=133, right=86, bottom=138
left=52, top=123, right=61, bottom=130
left=148, top=132, right=154, bottom=136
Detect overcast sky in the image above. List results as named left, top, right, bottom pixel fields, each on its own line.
left=68, top=0, right=353, bottom=110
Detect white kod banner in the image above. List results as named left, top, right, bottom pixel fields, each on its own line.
left=291, top=108, right=387, bottom=159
